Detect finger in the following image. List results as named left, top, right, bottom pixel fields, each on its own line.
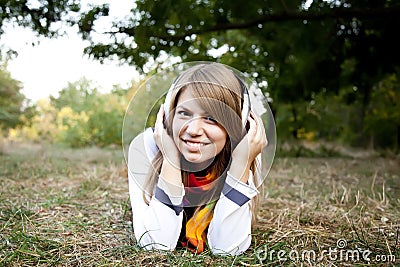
left=249, top=111, right=259, bottom=127
left=154, top=105, right=168, bottom=151
left=257, top=117, right=268, bottom=147
left=247, top=114, right=257, bottom=137
left=249, top=111, right=262, bottom=138
left=250, top=111, right=267, bottom=146
left=256, top=115, right=266, bottom=141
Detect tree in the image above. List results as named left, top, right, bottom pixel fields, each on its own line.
left=0, top=0, right=108, bottom=57
left=1, top=0, right=80, bottom=37
left=50, top=77, right=99, bottom=113
left=50, top=79, right=128, bottom=147
left=0, top=61, right=31, bottom=131
left=76, top=0, right=399, bottom=145
left=2, top=0, right=400, bottom=148
left=365, top=73, right=400, bottom=152
left=76, top=1, right=400, bottom=76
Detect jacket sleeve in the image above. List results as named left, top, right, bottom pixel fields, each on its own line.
left=128, top=128, right=185, bottom=250
left=207, top=171, right=259, bottom=255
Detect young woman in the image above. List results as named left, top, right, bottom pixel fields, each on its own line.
left=128, top=63, right=267, bottom=255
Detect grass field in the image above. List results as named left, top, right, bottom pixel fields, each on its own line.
left=0, top=142, right=399, bottom=266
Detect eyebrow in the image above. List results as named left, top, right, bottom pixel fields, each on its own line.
left=175, top=104, right=191, bottom=111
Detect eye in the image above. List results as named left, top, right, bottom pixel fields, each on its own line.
left=177, top=110, right=191, bottom=117
left=204, top=116, right=217, bottom=124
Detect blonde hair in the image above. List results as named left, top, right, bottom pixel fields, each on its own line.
left=144, top=63, right=260, bottom=224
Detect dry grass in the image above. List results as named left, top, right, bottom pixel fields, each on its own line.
left=0, top=142, right=399, bottom=266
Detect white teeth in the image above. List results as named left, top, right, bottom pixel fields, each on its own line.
left=186, top=141, right=204, bottom=147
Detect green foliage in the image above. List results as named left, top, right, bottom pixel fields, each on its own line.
left=50, top=78, right=99, bottom=113
left=87, top=93, right=126, bottom=147
left=76, top=0, right=400, bottom=88
left=53, top=81, right=128, bottom=148
left=56, top=106, right=92, bottom=147
left=76, top=0, right=400, bottom=150
left=0, top=61, right=34, bottom=131
left=0, top=0, right=80, bottom=37
left=2, top=0, right=400, bottom=150
left=364, top=73, right=400, bottom=151
left=10, top=79, right=129, bottom=148
left=10, top=99, right=59, bottom=143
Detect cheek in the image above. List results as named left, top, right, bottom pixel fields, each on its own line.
left=211, top=128, right=228, bottom=151
left=172, top=119, right=183, bottom=139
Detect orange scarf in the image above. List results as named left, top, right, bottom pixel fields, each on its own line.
left=183, top=172, right=217, bottom=253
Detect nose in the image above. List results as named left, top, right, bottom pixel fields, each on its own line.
left=185, top=117, right=204, bottom=136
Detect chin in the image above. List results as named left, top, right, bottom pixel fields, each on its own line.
left=183, top=154, right=208, bottom=163
left=182, top=152, right=215, bottom=167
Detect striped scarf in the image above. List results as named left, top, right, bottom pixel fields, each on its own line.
left=182, top=171, right=217, bottom=253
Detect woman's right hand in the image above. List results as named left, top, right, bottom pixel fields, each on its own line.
left=153, top=104, right=181, bottom=167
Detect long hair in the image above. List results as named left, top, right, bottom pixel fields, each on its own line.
left=143, top=63, right=260, bottom=227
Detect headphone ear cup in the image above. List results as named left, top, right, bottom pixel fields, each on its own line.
left=163, top=82, right=175, bottom=128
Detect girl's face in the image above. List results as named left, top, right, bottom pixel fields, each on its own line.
left=172, top=89, right=227, bottom=166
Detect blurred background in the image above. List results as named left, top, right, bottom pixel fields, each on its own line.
left=1, top=0, right=399, bottom=157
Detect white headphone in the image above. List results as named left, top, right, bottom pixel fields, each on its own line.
left=163, top=73, right=251, bottom=128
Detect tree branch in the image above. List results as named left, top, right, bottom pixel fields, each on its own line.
left=153, top=6, right=400, bottom=41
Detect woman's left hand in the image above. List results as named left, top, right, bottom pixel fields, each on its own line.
left=232, top=111, right=268, bottom=167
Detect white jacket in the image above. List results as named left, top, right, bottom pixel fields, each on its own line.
left=128, top=128, right=259, bottom=255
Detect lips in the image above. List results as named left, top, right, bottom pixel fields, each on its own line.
left=186, top=140, right=205, bottom=147
left=181, top=138, right=210, bottom=151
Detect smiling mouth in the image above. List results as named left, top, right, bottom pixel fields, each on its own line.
left=182, top=139, right=209, bottom=148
